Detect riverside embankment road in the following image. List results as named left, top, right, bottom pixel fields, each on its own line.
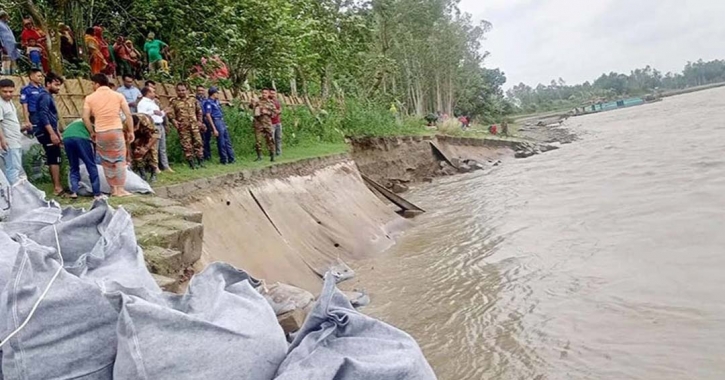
left=351, top=87, right=725, bottom=379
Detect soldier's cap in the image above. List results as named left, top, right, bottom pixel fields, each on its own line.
left=208, top=86, right=219, bottom=96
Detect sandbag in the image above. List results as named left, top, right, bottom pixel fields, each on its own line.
left=0, top=236, right=117, bottom=379
left=74, top=164, right=154, bottom=196
left=274, top=273, right=437, bottom=380
left=5, top=180, right=57, bottom=222
left=104, top=263, right=288, bottom=380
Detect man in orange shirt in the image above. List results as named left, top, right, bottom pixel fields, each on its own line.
left=82, top=73, right=134, bottom=197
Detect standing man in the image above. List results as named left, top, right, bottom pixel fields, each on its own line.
left=143, top=33, right=168, bottom=73
left=83, top=73, right=134, bottom=198
left=117, top=75, right=142, bottom=113
left=168, top=83, right=205, bottom=169
left=136, top=86, right=163, bottom=174
left=269, top=89, right=282, bottom=156
left=196, top=85, right=212, bottom=161
left=61, top=118, right=101, bottom=199
left=251, top=88, right=276, bottom=162
left=130, top=114, right=159, bottom=183
left=0, top=11, right=20, bottom=75
left=204, top=87, right=236, bottom=164
left=0, top=79, right=25, bottom=184
left=20, top=68, right=44, bottom=133
left=36, top=72, right=64, bottom=196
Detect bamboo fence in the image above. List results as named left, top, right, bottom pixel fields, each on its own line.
left=0, top=75, right=306, bottom=126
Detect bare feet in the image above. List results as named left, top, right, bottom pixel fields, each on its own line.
left=113, top=190, right=133, bottom=198
left=165, top=167, right=175, bottom=173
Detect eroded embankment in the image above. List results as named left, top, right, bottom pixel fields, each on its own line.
left=186, top=159, right=409, bottom=292
left=144, top=136, right=537, bottom=293
left=349, top=135, right=524, bottom=190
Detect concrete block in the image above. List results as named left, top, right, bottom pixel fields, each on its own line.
left=137, top=196, right=180, bottom=208
left=159, top=205, right=203, bottom=224
left=158, top=218, right=204, bottom=266
left=144, top=245, right=184, bottom=278
left=152, top=273, right=179, bottom=293
left=132, top=212, right=173, bottom=229
left=136, top=224, right=181, bottom=249
left=277, top=308, right=308, bottom=334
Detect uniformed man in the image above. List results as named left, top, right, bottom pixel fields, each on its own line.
left=19, top=68, right=43, bottom=133
left=167, top=83, right=205, bottom=169
left=196, top=84, right=212, bottom=161
left=204, top=86, right=236, bottom=164
left=250, top=88, right=277, bottom=162
left=130, top=113, right=159, bottom=183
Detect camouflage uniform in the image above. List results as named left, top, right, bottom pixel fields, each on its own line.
left=168, top=96, right=204, bottom=160
left=252, top=98, right=276, bottom=155
left=131, top=114, right=160, bottom=172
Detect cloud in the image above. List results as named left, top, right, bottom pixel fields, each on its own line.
left=459, top=0, right=725, bottom=88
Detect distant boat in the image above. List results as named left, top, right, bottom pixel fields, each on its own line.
left=573, top=96, right=657, bottom=116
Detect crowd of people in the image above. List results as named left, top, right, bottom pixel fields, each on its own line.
left=0, top=10, right=170, bottom=77
left=0, top=69, right=285, bottom=199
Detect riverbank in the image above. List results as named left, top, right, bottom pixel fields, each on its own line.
left=24, top=128, right=573, bottom=339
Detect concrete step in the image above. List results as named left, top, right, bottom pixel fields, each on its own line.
left=152, top=273, right=179, bottom=293
left=144, top=245, right=184, bottom=278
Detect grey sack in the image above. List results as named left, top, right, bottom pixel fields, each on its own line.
left=104, top=262, right=289, bottom=380
left=274, top=273, right=437, bottom=380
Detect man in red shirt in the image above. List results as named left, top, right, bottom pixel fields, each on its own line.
left=269, top=89, right=282, bottom=156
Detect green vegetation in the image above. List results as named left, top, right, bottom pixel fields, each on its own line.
left=507, top=59, right=725, bottom=114
left=156, top=142, right=348, bottom=186
left=4, top=0, right=513, bottom=122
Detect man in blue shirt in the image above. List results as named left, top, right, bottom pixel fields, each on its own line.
left=204, top=87, right=235, bottom=164
left=20, top=68, right=44, bottom=132
left=35, top=72, right=64, bottom=196
left=196, top=85, right=212, bottom=160
left=117, top=74, right=142, bottom=113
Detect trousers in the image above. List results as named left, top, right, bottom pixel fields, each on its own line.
left=254, top=123, right=275, bottom=155
left=156, top=123, right=169, bottom=170
left=273, top=123, right=282, bottom=155
left=213, top=119, right=235, bottom=164
left=1, top=147, right=24, bottom=184
left=64, top=137, right=101, bottom=195
left=202, top=122, right=213, bottom=160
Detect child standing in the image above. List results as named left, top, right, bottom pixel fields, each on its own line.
left=26, top=38, right=42, bottom=69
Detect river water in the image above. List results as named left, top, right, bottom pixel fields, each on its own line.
left=353, top=88, right=725, bottom=379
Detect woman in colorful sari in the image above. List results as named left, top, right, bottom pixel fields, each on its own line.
left=20, top=18, right=48, bottom=71
left=83, top=73, right=135, bottom=197
left=84, top=28, right=106, bottom=75
left=93, top=26, right=115, bottom=76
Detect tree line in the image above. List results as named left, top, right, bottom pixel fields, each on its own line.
left=2, top=0, right=511, bottom=121
left=506, top=59, right=725, bottom=114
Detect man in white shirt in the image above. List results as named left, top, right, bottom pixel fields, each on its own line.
left=117, top=75, right=142, bottom=113
left=137, top=86, right=170, bottom=173
left=0, top=78, right=25, bottom=184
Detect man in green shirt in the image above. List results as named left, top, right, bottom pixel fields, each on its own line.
left=143, top=32, right=168, bottom=73
left=62, top=118, right=102, bottom=199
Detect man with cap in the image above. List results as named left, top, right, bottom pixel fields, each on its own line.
left=168, top=82, right=205, bottom=169
left=204, top=87, right=235, bottom=164
left=250, top=88, right=277, bottom=162
left=20, top=68, right=43, bottom=132
left=0, top=11, right=20, bottom=75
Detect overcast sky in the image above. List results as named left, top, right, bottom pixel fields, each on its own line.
left=459, top=0, right=725, bottom=88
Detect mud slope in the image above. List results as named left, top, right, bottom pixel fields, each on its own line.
left=189, top=161, right=408, bottom=292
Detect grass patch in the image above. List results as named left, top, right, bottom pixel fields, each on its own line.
left=154, top=142, right=348, bottom=186
left=34, top=142, right=349, bottom=205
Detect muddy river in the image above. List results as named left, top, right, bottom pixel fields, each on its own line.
left=352, top=88, right=725, bottom=379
